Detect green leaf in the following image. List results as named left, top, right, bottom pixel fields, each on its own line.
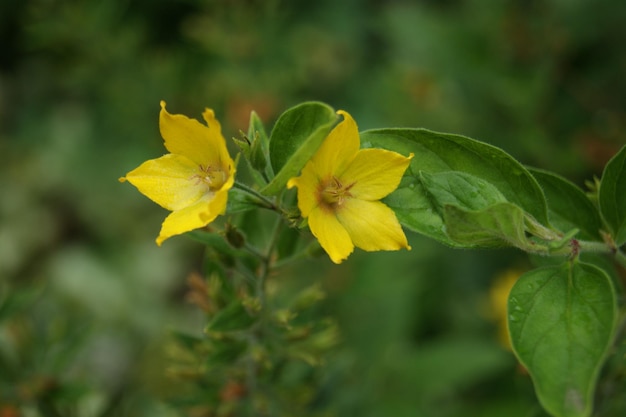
left=186, top=230, right=255, bottom=262
left=276, top=224, right=303, bottom=260
left=262, top=102, right=337, bottom=195
left=419, top=170, right=508, bottom=211
left=248, top=110, right=269, bottom=152
left=226, top=187, right=263, bottom=214
left=232, top=112, right=271, bottom=187
left=288, top=283, right=326, bottom=312
left=387, top=171, right=507, bottom=246
left=529, top=168, right=603, bottom=241
left=207, top=300, right=255, bottom=333
left=248, top=110, right=271, bottom=176
left=443, top=202, right=533, bottom=249
left=598, top=145, right=626, bottom=245
left=382, top=176, right=458, bottom=246
left=207, top=336, right=248, bottom=365
left=508, top=261, right=617, bottom=417
left=361, top=128, right=549, bottom=229
left=170, top=330, right=204, bottom=351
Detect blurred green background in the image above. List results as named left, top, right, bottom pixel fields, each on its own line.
left=1, top=0, right=625, bottom=416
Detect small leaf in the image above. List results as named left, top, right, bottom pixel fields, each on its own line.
left=382, top=176, right=458, bottom=246
left=186, top=230, right=255, bottom=262
left=226, top=187, right=263, bottom=214
left=207, top=301, right=255, bottom=332
left=508, top=262, right=617, bottom=417
left=276, top=224, right=303, bottom=260
left=232, top=132, right=251, bottom=156
left=247, top=111, right=271, bottom=176
left=443, top=202, right=533, bottom=249
left=248, top=111, right=269, bottom=152
left=598, top=145, right=626, bottom=245
left=262, top=102, right=337, bottom=195
left=207, top=336, right=248, bottom=365
left=386, top=171, right=508, bottom=247
left=529, top=168, right=603, bottom=241
left=361, top=128, right=549, bottom=225
left=288, top=283, right=326, bottom=312
left=170, top=330, right=204, bottom=351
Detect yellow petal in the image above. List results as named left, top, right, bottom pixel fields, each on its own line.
left=156, top=194, right=215, bottom=245
left=308, top=206, right=354, bottom=264
left=341, top=149, right=413, bottom=201
left=202, top=107, right=234, bottom=171
left=337, top=199, right=410, bottom=252
left=199, top=173, right=235, bottom=223
left=287, top=161, right=320, bottom=218
left=122, top=154, right=208, bottom=211
left=159, top=101, right=227, bottom=167
left=311, top=110, right=360, bottom=179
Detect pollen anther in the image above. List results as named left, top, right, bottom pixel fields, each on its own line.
left=319, top=176, right=355, bottom=207
left=192, top=164, right=227, bottom=190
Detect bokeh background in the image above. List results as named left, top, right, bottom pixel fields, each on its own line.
left=1, top=0, right=625, bottom=416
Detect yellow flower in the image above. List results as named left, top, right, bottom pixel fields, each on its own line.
left=487, top=268, right=522, bottom=350
left=120, top=101, right=235, bottom=245
left=287, top=110, right=412, bottom=263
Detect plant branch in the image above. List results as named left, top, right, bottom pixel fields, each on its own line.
left=243, top=213, right=285, bottom=415
left=233, top=181, right=278, bottom=211
left=615, top=249, right=626, bottom=270
left=243, top=242, right=266, bottom=261
left=578, top=240, right=616, bottom=254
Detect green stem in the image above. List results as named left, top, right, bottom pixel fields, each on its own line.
left=574, top=240, right=626, bottom=271
left=244, top=214, right=284, bottom=414
left=265, top=215, right=284, bottom=258
left=243, top=242, right=266, bottom=261
left=578, top=240, right=615, bottom=254
left=256, top=216, right=283, bottom=302
left=233, top=181, right=277, bottom=211
left=234, top=265, right=257, bottom=286
left=615, top=249, right=626, bottom=270
left=539, top=239, right=621, bottom=260
left=549, top=239, right=614, bottom=257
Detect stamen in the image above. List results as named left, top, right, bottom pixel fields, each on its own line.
left=191, top=164, right=227, bottom=190
left=319, top=176, right=356, bottom=208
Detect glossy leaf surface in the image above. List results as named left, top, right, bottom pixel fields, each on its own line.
left=508, top=262, right=616, bottom=417
left=262, top=102, right=337, bottom=195
left=362, top=129, right=548, bottom=246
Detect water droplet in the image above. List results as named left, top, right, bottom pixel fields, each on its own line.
left=509, top=314, right=519, bottom=323
left=409, top=183, right=415, bottom=189
left=514, top=305, right=523, bottom=312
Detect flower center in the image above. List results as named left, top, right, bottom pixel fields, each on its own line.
left=193, top=164, right=227, bottom=191
left=319, top=176, right=355, bottom=209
